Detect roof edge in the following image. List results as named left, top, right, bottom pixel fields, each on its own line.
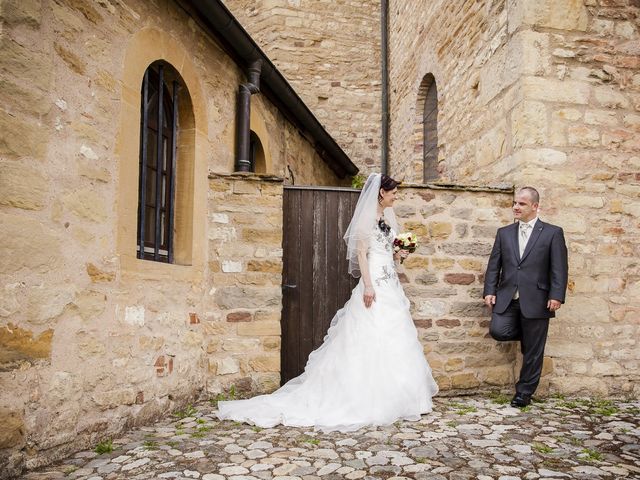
left=178, top=0, right=359, bottom=178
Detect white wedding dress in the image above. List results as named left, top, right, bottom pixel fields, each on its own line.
left=216, top=221, right=438, bottom=432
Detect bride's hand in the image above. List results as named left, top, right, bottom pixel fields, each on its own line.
left=363, top=286, right=376, bottom=308
left=394, top=249, right=409, bottom=262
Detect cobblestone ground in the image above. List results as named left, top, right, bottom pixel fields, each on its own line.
left=20, top=395, right=640, bottom=480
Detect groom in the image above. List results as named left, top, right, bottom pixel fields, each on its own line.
left=483, top=187, right=568, bottom=407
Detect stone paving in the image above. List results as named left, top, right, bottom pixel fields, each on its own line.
left=19, top=395, right=640, bottom=480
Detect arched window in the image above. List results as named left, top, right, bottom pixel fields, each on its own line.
left=249, top=130, right=266, bottom=174
left=421, top=73, right=438, bottom=181
left=137, top=61, right=179, bottom=263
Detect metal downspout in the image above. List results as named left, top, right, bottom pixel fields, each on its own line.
left=381, top=0, right=389, bottom=176
left=236, top=59, right=262, bottom=172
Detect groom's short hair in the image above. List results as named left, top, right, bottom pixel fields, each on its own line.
left=518, top=186, right=540, bottom=204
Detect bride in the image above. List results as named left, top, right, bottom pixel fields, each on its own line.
left=217, top=173, right=438, bottom=431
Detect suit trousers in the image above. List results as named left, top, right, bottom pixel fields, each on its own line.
left=489, top=299, right=549, bottom=396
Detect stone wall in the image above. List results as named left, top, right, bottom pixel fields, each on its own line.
left=224, top=0, right=383, bottom=173
left=396, top=185, right=520, bottom=393
left=0, top=0, right=345, bottom=476
left=390, top=0, right=640, bottom=397
left=389, top=0, right=512, bottom=183
left=206, top=173, right=285, bottom=395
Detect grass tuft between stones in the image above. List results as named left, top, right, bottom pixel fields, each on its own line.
left=94, top=439, right=113, bottom=455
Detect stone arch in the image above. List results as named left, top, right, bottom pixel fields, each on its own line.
left=249, top=108, right=274, bottom=174
left=116, top=28, right=208, bottom=275
left=416, top=73, right=439, bottom=182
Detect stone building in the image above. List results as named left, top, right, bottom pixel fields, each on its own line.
left=225, top=0, right=640, bottom=397
left=1, top=0, right=639, bottom=477
left=0, top=0, right=358, bottom=475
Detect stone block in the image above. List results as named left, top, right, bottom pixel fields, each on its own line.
left=241, top=228, right=282, bottom=245
left=0, top=160, right=48, bottom=210
left=218, top=357, right=239, bottom=375
left=0, top=213, right=62, bottom=274
left=444, top=273, right=475, bottom=285
left=444, top=357, right=463, bottom=372
left=0, top=0, right=42, bottom=27
left=227, top=311, right=252, bottom=322
left=233, top=181, right=261, bottom=195
left=247, top=260, right=282, bottom=273
left=0, top=408, right=25, bottom=450
left=441, top=242, right=493, bottom=256
left=550, top=377, right=609, bottom=396
left=0, top=36, right=52, bottom=91
left=402, top=256, right=429, bottom=269
left=511, top=101, right=547, bottom=148
left=457, top=259, right=484, bottom=271
left=0, top=109, right=49, bottom=159
left=0, top=77, right=51, bottom=117
left=594, top=86, right=630, bottom=109
left=567, top=125, right=601, bottom=148
left=262, top=336, right=281, bottom=351
left=182, top=330, right=203, bottom=347
left=450, top=372, right=481, bottom=389
left=62, top=189, right=109, bottom=222
left=585, top=110, right=619, bottom=127
left=414, top=273, right=438, bottom=285
left=92, top=388, right=137, bottom=409
left=564, top=196, right=605, bottom=209
left=450, top=302, right=485, bottom=317
left=430, top=257, right=455, bottom=269
left=522, top=77, right=590, bottom=105
left=516, top=0, right=588, bottom=31
left=428, top=222, right=453, bottom=240
left=221, top=260, right=242, bottom=273
left=475, top=121, right=507, bottom=166
left=222, top=337, right=260, bottom=353
left=86, top=263, right=115, bottom=282
left=237, top=321, right=281, bottom=337
left=480, top=365, right=514, bottom=386
left=73, top=290, right=107, bottom=321
left=402, top=221, right=429, bottom=237
left=436, top=319, right=461, bottom=328
left=77, top=159, right=111, bottom=183
left=53, top=41, right=86, bottom=75
left=0, top=323, right=53, bottom=368
left=417, top=300, right=447, bottom=318
left=214, top=286, right=281, bottom=309
left=248, top=354, right=280, bottom=372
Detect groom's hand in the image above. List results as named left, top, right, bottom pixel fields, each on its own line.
left=484, top=295, right=496, bottom=310
left=547, top=299, right=561, bottom=312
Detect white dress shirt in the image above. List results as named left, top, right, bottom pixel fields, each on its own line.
left=514, top=217, right=538, bottom=299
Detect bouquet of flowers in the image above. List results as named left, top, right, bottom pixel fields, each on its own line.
left=393, top=232, right=418, bottom=264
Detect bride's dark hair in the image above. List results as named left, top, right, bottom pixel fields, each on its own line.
left=380, top=174, right=400, bottom=191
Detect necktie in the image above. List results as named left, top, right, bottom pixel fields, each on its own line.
left=519, top=223, right=531, bottom=257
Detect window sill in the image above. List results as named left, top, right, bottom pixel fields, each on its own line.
left=119, top=253, right=203, bottom=282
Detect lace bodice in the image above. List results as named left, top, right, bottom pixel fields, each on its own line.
left=368, top=221, right=398, bottom=287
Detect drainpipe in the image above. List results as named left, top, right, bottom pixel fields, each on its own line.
left=236, top=59, right=262, bottom=172
left=380, top=0, right=389, bottom=175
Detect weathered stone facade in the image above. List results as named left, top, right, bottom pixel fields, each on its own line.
left=0, top=0, right=346, bottom=476
left=397, top=185, right=521, bottom=392
left=224, top=0, right=383, bottom=173
left=2, top=0, right=640, bottom=476
left=229, top=0, right=640, bottom=397
left=389, top=0, right=640, bottom=398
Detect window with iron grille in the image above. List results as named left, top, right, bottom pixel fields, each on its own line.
left=137, top=62, right=179, bottom=263
left=422, top=74, right=438, bottom=182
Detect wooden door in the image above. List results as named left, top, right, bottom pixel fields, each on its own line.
left=281, top=186, right=360, bottom=384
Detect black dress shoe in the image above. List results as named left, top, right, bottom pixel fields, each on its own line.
left=510, top=393, right=531, bottom=407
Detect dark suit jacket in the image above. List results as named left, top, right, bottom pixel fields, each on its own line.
left=483, top=220, right=568, bottom=319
